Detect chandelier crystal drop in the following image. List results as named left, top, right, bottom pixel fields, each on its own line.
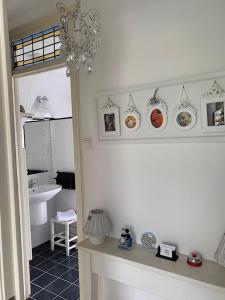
left=56, top=0, right=101, bottom=77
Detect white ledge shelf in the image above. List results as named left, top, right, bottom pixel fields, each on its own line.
left=77, top=237, right=225, bottom=293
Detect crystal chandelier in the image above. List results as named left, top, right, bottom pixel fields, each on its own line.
left=56, top=0, right=101, bottom=77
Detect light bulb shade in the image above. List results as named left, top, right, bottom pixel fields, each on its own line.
left=83, top=209, right=111, bottom=238
left=31, top=96, right=52, bottom=120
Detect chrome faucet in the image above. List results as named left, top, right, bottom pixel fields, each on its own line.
left=28, top=179, right=38, bottom=188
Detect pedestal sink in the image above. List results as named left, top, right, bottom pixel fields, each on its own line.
left=29, top=184, right=62, bottom=226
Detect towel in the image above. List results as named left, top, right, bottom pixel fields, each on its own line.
left=56, top=209, right=77, bottom=222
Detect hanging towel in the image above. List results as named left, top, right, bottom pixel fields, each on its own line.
left=56, top=209, right=77, bottom=222
left=55, top=172, right=75, bottom=190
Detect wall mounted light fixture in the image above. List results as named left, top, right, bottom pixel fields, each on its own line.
left=31, top=96, right=52, bottom=120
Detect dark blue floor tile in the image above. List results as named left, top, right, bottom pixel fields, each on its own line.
left=30, top=267, right=43, bottom=281
left=30, top=241, right=80, bottom=299
left=70, top=248, right=78, bottom=256
left=46, top=278, right=71, bottom=294
left=38, top=249, right=59, bottom=259
left=31, top=283, right=41, bottom=296
left=33, top=289, right=56, bottom=300
left=47, top=264, right=70, bottom=277
left=61, top=257, right=77, bottom=268
left=37, top=259, right=57, bottom=272
left=59, top=284, right=80, bottom=300
left=30, top=256, right=47, bottom=267
left=42, top=240, right=51, bottom=247
left=52, top=252, right=68, bottom=263
left=60, top=269, right=79, bottom=284
left=33, top=273, right=56, bottom=288
left=74, top=278, right=79, bottom=287
left=32, top=244, right=48, bottom=255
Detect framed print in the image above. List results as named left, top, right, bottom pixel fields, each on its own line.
left=123, top=94, right=141, bottom=132
left=201, top=81, right=225, bottom=133
left=147, top=88, right=168, bottom=131
left=98, top=97, right=120, bottom=138
left=173, top=86, right=197, bottom=131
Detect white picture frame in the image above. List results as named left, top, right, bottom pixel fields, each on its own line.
left=174, top=107, right=197, bottom=131
left=123, top=94, right=141, bottom=132
left=173, top=86, right=197, bottom=131
left=147, top=104, right=168, bottom=131
left=201, top=81, right=225, bottom=133
left=98, top=98, right=121, bottom=138
left=201, top=97, right=225, bottom=133
left=123, top=112, right=140, bottom=132
left=146, top=89, right=168, bottom=132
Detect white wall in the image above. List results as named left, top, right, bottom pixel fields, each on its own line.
left=16, top=67, right=72, bottom=118
left=79, top=0, right=225, bottom=262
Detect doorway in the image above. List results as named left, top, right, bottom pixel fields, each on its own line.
left=14, top=66, right=80, bottom=300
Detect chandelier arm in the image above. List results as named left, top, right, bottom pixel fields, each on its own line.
left=56, top=0, right=101, bottom=76
left=56, top=2, right=70, bottom=17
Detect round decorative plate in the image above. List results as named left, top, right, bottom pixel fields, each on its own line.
left=141, top=232, right=156, bottom=249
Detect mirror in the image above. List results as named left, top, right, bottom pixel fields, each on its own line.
left=24, top=121, right=52, bottom=174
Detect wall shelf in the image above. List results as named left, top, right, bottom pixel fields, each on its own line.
left=78, top=237, right=225, bottom=300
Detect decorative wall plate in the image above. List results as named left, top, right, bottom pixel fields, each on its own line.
left=147, top=88, right=168, bottom=131
left=99, top=97, right=121, bottom=138
left=123, top=94, right=141, bottom=132
left=141, top=232, right=156, bottom=249
left=201, top=81, right=225, bottom=133
left=173, top=86, right=197, bottom=131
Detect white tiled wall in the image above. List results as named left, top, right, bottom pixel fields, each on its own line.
left=25, top=119, right=76, bottom=247
left=16, top=67, right=72, bottom=119
left=50, top=119, right=75, bottom=176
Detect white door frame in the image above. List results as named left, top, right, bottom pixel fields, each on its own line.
left=12, top=61, right=85, bottom=299
left=0, top=0, right=25, bottom=298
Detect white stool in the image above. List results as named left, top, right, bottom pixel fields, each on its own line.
left=50, top=218, right=78, bottom=256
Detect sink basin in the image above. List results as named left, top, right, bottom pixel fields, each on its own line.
left=29, top=184, right=62, bottom=226
left=29, top=184, right=62, bottom=202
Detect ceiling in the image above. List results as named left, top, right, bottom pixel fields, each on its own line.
left=7, top=0, right=74, bottom=30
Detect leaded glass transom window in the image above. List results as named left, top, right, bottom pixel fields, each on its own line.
left=11, top=25, right=61, bottom=69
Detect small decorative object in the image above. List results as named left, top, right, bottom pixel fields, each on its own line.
left=123, top=94, right=141, bottom=131
left=141, top=232, right=156, bottom=249
left=147, top=88, right=168, bottom=131
left=215, top=233, right=225, bottom=266
left=187, top=251, right=202, bottom=267
left=118, top=227, right=133, bottom=250
left=56, top=0, right=101, bottom=76
left=83, top=209, right=111, bottom=245
left=20, top=105, right=25, bottom=113
left=173, top=86, right=197, bottom=131
left=98, top=97, right=120, bottom=138
left=156, top=243, right=178, bottom=261
left=201, top=81, right=225, bottom=133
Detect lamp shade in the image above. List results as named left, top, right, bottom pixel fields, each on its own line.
left=83, top=209, right=111, bottom=244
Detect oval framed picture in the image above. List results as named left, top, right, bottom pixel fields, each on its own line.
left=147, top=105, right=168, bottom=131
left=123, top=112, right=140, bottom=131
left=174, top=107, right=196, bottom=131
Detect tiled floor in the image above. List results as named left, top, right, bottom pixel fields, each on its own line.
left=28, top=241, right=80, bottom=300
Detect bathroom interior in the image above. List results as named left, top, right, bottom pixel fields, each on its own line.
left=15, top=67, right=80, bottom=299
